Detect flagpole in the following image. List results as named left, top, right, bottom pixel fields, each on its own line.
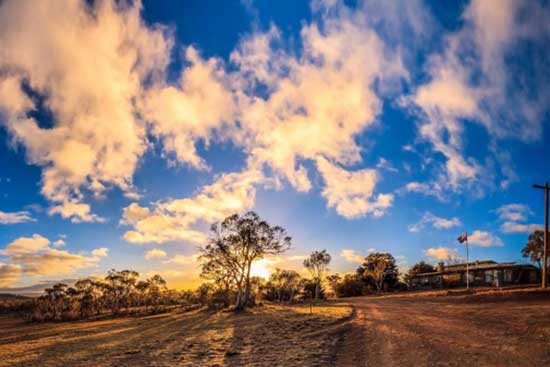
left=466, top=238, right=469, bottom=289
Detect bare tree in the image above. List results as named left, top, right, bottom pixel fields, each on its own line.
left=303, top=250, right=331, bottom=300
left=200, top=211, right=292, bottom=311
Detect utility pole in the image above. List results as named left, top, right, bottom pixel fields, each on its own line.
left=533, top=182, right=549, bottom=288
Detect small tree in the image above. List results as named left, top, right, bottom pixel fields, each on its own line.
left=404, top=261, right=435, bottom=288
left=303, top=250, right=331, bottom=300
left=264, top=269, right=302, bottom=303
left=331, top=273, right=366, bottom=297
left=200, top=212, right=291, bottom=311
left=357, top=253, right=398, bottom=293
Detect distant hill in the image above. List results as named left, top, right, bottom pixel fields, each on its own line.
left=0, top=293, right=32, bottom=300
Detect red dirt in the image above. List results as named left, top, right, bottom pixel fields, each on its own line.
left=336, top=288, right=550, bottom=366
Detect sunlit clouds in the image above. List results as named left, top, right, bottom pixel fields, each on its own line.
left=0, top=235, right=107, bottom=284
left=0, top=0, right=548, bottom=289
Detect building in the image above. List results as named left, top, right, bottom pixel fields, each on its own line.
left=411, top=260, right=539, bottom=289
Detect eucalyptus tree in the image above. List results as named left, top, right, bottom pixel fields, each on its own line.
left=357, top=252, right=399, bottom=292
left=104, top=269, right=139, bottom=315
left=200, top=211, right=292, bottom=311
left=303, top=250, right=331, bottom=300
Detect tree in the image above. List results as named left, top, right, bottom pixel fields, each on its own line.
left=303, top=250, right=331, bottom=300
left=104, top=269, right=139, bottom=315
left=522, top=230, right=545, bottom=269
left=200, top=212, right=292, bottom=311
left=146, top=274, right=167, bottom=311
left=404, top=261, right=435, bottom=288
left=264, top=269, right=302, bottom=302
left=357, top=253, right=398, bottom=293
left=331, top=273, right=367, bottom=297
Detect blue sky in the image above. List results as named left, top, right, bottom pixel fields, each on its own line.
left=0, top=0, right=549, bottom=291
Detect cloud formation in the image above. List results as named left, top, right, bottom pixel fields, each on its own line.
left=122, top=169, right=261, bottom=244
left=0, top=210, right=34, bottom=224
left=340, top=249, right=366, bottom=264
left=145, top=248, right=167, bottom=260
left=0, top=262, right=21, bottom=287
left=468, top=230, right=503, bottom=247
left=424, top=247, right=462, bottom=263
left=408, top=212, right=461, bottom=233
left=496, top=203, right=541, bottom=233
left=0, top=235, right=106, bottom=283
left=410, top=0, right=550, bottom=195
left=0, top=0, right=171, bottom=222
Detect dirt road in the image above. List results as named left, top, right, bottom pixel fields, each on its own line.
left=336, top=290, right=550, bottom=366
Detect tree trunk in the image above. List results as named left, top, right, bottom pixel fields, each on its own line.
left=315, top=280, right=320, bottom=300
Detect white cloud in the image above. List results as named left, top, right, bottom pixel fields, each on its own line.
left=0, top=210, right=34, bottom=224
left=496, top=203, right=540, bottom=234
left=52, top=239, right=65, bottom=248
left=0, top=0, right=172, bottom=222
left=145, top=248, right=167, bottom=260
left=0, top=235, right=104, bottom=277
left=316, top=157, right=393, bottom=219
left=501, top=222, right=541, bottom=234
left=424, top=247, right=462, bottom=263
left=340, top=249, right=365, bottom=264
left=496, top=203, right=531, bottom=222
left=140, top=47, right=235, bottom=169
left=468, top=230, right=503, bottom=247
left=0, top=0, right=407, bottom=225
left=122, top=168, right=262, bottom=244
left=376, top=158, right=398, bottom=173
left=91, top=247, right=109, bottom=257
left=409, top=0, right=549, bottom=193
left=164, top=253, right=199, bottom=265
left=401, top=181, right=445, bottom=201
left=1, top=234, right=50, bottom=255
left=408, top=212, right=461, bottom=232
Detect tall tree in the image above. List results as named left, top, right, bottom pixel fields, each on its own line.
left=303, top=250, right=331, bottom=300
left=522, top=230, right=545, bottom=269
left=357, top=253, right=399, bottom=292
left=200, top=211, right=292, bottom=311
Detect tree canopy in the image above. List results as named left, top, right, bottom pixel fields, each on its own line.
left=303, top=250, right=331, bottom=300
left=522, top=230, right=545, bottom=269
left=357, top=252, right=399, bottom=292
left=200, top=211, right=292, bottom=310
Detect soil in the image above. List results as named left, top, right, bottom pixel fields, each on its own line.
left=336, top=288, right=550, bottom=366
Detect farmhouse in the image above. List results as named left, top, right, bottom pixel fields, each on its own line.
left=411, top=261, right=539, bottom=289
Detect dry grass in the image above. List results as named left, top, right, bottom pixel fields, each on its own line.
left=0, top=302, right=353, bottom=367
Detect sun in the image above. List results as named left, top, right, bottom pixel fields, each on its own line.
left=250, top=259, right=272, bottom=279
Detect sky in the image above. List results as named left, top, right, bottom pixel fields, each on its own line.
left=0, top=0, right=549, bottom=292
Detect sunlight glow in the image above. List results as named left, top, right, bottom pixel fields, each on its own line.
left=250, top=259, right=272, bottom=279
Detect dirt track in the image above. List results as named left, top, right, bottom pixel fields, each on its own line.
left=336, top=291, right=550, bottom=366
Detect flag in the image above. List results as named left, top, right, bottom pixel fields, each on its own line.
left=457, top=232, right=468, bottom=244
